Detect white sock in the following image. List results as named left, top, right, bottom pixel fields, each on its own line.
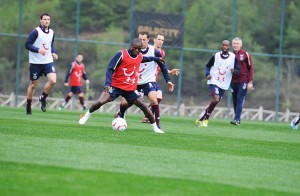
left=151, top=122, right=159, bottom=129
left=86, top=110, right=91, bottom=117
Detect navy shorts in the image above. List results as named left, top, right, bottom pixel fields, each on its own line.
left=70, top=86, right=83, bottom=94
left=109, top=86, right=141, bottom=104
left=137, top=82, right=159, bottom=96
left=29, top=62, right=56, bottom=81
left=209, top=84, right=225, bottom=99
left=155, top=83, right=162, bottom=91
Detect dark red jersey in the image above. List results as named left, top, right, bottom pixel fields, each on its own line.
left=232, top=49, right=254, bottom=83
left=111, top=50, right=143, bottom=91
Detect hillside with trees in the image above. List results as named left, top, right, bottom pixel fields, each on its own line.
left=0, top=0, right=299, bottom=111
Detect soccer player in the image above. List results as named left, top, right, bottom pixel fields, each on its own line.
left=60, top=54, right=90, bottom=110
left=195, top=40, right=240, bottom=127
left=291, top=114, right=300, bottom=130
left=25, top=13, right=58, bottom=114
left=230, top=37, right=254, bottom=125
left=115, top=32, right=175, bottom=129
left=79, top=38, right=164, bottom=133
left=141, top=33, right=180, bottom=123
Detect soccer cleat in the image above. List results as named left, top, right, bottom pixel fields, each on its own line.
left=230, top=120, right=240, bottom=125
left=39, top=98, right=47, bottom=112
left=141, top=117, right=150, bottom=123
left=153, top=127, right=164, bottom=134
left=79, top=113, right=90, bottom=125
left=291, top=122, right=298, bottom=130
left=202, top=119, right=208, bottom=127
left=195, top=119, right=203, bottom=127
left=26, top=104, right=32, bottom=115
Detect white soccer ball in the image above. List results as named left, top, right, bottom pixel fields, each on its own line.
left=112, top=117, right=127, bottom=131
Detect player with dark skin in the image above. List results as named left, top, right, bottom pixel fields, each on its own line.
left=195, top=40, right=240, bottom=127
left=79, top=38, right=164, bottom=133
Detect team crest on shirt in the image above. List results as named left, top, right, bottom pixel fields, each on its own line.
left=239, top=54, right=244, bottom=61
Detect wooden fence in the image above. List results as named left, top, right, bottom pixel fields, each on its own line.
left=0, top=93, right=298, bottom=122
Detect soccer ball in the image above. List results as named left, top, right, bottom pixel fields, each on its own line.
left=112, top=117, right=127, bottom=131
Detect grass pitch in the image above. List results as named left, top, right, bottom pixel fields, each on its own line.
left=0, top=107, right=299, bottom=195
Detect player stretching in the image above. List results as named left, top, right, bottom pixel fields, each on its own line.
left=141, top=33, right=180, bottom=123
left=60, top=54, right=90, bottom=110
left=230, top=37, right=254, bottom=125
left=79, top=38, right=164, bottom=133
left=291, top=114, right=300, bottom=130
left=25, top=13, right=58, bottom=114
left=195, top=40, right=239, bottom=127
left=115, top=32, right=175, bottom=129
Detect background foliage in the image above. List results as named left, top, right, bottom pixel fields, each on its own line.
left=0, top=0, right=299, bottom=112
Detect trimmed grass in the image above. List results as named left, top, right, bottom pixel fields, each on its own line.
left=0, top=107, right=299, bottom=195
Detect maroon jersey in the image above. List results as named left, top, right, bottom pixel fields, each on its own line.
left=111, top=50, right=143, bottom=91
left=232, top=49, right=254, bottom=83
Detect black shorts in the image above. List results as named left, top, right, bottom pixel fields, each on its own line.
left=29, top=62, right=56, bottom=81
left=137, top=82, right=160, bottom=96
left=109, top=86, right=141, bottom=104
left=70, top=86, right=83, bottom=94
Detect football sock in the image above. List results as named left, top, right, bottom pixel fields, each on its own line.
left=157, top=98, right=162, bottom=113
left=40, top=92, right=48, bottom=100
left=65, top=95, right=71, bottom=103
left=85, top=110, right=91, bottom=117
left=26, top=99, right=32, bottom=106
left=295, top=115, right=300, bottom=125
left=152, top=104, right=160, bottom=127
left=79, top=97, right=85, bottom=106
left=151, top=122, right=159, bottom=129
left=157, top=98, right=162, bottom=104
left=205, top=101, right=218, bottom=120
left=62, top=95, right=71, bottom=107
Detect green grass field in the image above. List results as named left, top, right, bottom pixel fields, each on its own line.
left=0, top=106, right=299, bottom=195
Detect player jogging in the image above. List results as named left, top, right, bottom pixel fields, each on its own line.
left=195, top=40, right=240, bottom=127
left=79, top=38, right=165, bottom=133
left=60, top=54, right=90, bottom=110
left=25, top=13, right=58, bottom=114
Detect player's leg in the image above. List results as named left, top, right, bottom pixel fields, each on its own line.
left=232, top=83, right=247, bottom=125
left=39, top=63, right=57, bottom=112
left=132, top=97, right=163, bottom=133
left=26, top=80, right=38, bottom=115
left=78, top=91, right=87, bottom=110
left=79, top=89, right=115, bottom=125
left=26, top=64, right=42, bottom=115
left=115, top=97, right=132, bottom=118
left=147, top=90, right=161, bottom=128
left=60, top=90, right=73, bottom=109
left=196, top=85, right=222, bottom=127
left=291, top=114, right=300, bottom=130
left=231, top=83, right=238, bottom=115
